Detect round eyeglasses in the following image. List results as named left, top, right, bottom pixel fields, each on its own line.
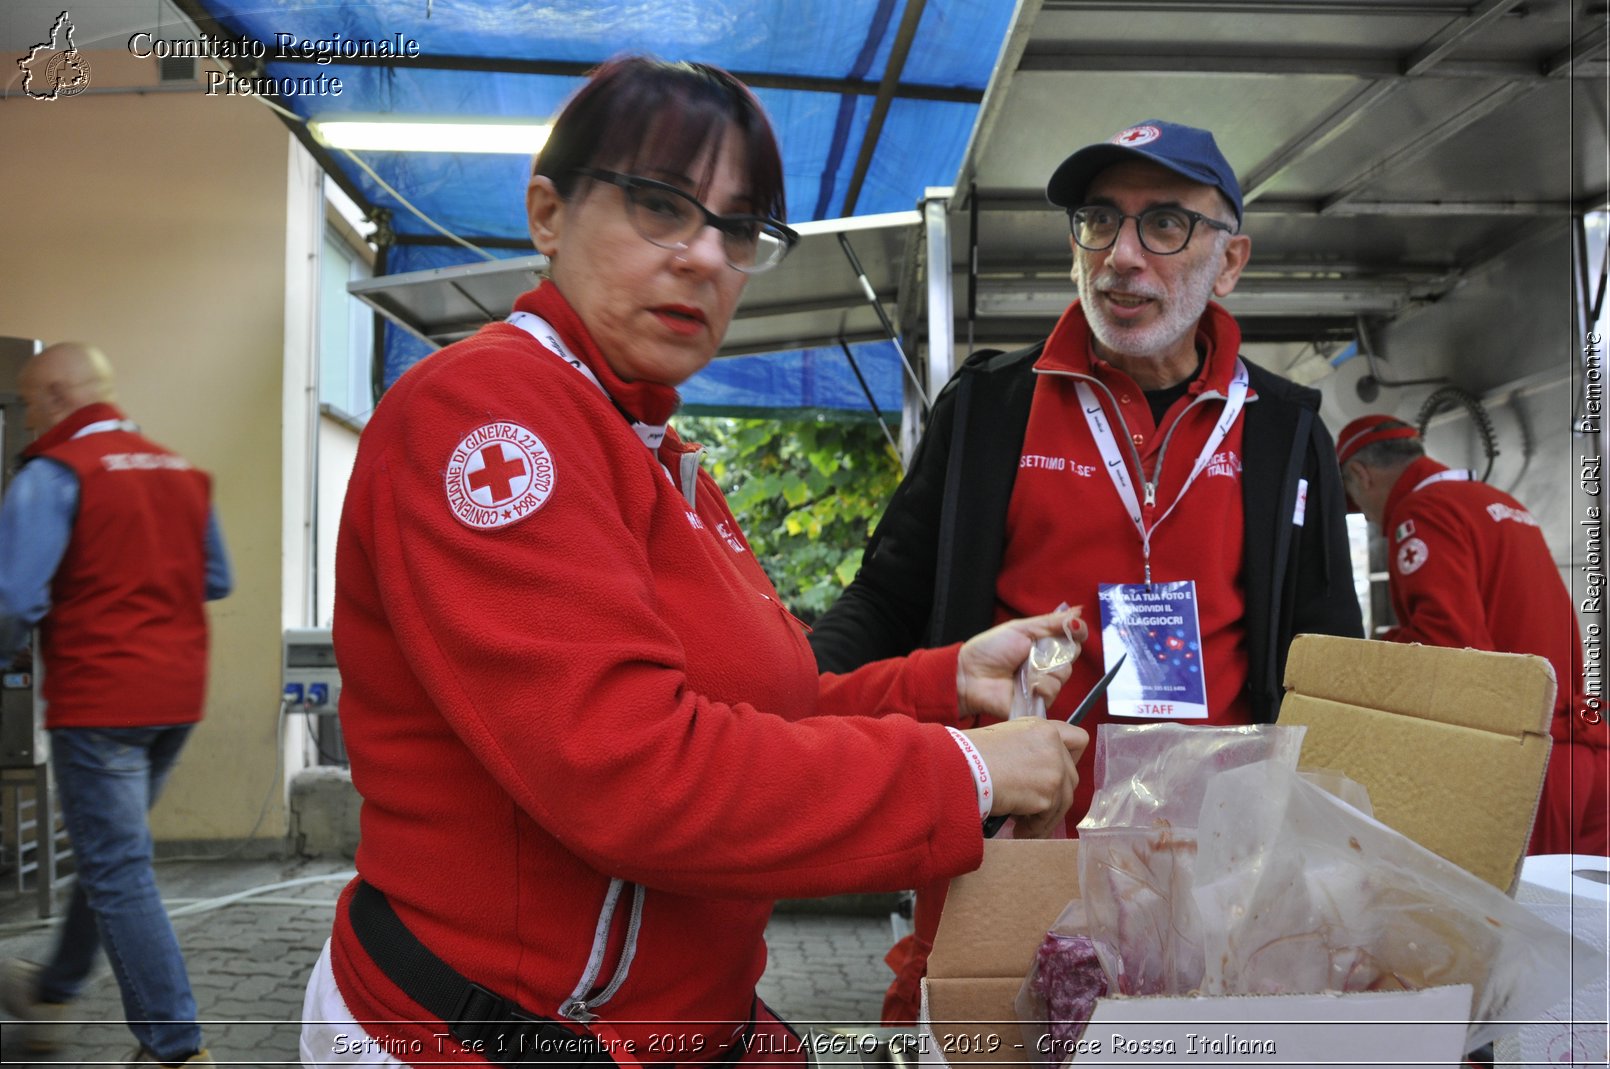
left=574, top=168, right=799, bottom=274
left=1069, top=205, right=1235, bottom=256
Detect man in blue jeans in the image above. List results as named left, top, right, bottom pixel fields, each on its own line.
left=0, top=342, right=231, bottom=1068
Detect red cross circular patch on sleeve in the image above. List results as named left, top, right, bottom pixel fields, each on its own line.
left=445, top=422, right=556, bottom=530
left=1395, top=536, right=1429, bottom=575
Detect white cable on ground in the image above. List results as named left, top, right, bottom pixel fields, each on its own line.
left=0, top=871, right=356, bottom=936
left=163, top=871, right=356, bottom=919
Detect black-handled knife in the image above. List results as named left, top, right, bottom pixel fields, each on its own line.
left=982, top=652, right=1127, bottom=838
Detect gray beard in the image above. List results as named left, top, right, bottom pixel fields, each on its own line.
left=1077, top=250, right=1222, bottom=362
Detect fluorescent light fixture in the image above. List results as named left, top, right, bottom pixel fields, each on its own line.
left=309, top=114, right=551, bottom=154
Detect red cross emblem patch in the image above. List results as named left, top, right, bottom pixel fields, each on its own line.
left=1112, top=124, right=1161, bottom=147
left=445, top=422, right=556, bottom=530
left=1395, top=536, right=1429, bottom=576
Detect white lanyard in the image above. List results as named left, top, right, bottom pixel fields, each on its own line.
left=506, top=311, right=667, bottom=451
left=1076, top=360, right=1249, bottom=584
left=1409, top=468, right=1473, bottom=494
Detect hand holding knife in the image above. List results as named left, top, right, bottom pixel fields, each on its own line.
left=982, top=652, right=1126, bottom=838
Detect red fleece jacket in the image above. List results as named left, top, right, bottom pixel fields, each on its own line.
left=1381, top=456, right=1607, bottom=855
left=329, top=283, right=984, bottom=1064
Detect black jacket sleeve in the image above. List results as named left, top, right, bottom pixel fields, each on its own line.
left=1236, top=361, right=1365, bottom=721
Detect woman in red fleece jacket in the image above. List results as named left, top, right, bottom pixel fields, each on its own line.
left=298, top=56, right=1089, bottom=1069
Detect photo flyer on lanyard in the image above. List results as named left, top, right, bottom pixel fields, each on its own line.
left=1097, top=580, right=1208, bottom=719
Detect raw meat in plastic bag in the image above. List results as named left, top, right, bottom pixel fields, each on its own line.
left=1076, top=724, right=1305, bottom=995
left=1193, top=758, right=1594, bottom=1050
left=1013, top=899, right=1109, bottom=1068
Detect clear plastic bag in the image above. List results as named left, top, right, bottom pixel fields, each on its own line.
left=1192, top=758, right=1594, bottom=1050
left=1075, top=724, right=1305, bottom=995
left=1016, top=722, right=1586, bottom=1059
left=1079, top=722, right=1306, bottom=831
left=1009, top=602, right=1082, bottom=721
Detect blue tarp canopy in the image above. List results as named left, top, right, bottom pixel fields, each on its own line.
left=186, top=0, right=1014, bottom=415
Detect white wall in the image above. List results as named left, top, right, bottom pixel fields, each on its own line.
left=1320, top=228, right=1591, bottom=648
left=0, top=48, right=300, bottom=843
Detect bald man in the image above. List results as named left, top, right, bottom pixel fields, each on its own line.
left=0, top=343, right=230, bottom=1068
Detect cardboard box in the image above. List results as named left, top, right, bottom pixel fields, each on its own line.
left=919, top=840, right=1473, bottom=1068
left=917, top=637, right=1555, bottom=1067
left=1278, top=634, right=1554, bottom=893
left=923, top=839, right=1081, bottom=1064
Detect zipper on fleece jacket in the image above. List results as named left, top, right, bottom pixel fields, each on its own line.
left=559, top=878, right=646, bottom=1023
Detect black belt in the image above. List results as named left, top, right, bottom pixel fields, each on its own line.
left=348, top=880, right=617, bottom=1067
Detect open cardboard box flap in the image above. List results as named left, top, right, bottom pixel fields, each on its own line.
left=1278, top=634, right=1554, bottom=893
left=1280, top=633, right=1555, bottom=736
left=919, top=638, right=1555, bottom=1065
left=928, top=839, right=1080, bottom=980
left=925, top=840, right=1082, bottom=1064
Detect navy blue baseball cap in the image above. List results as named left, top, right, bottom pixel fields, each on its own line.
left=1046, top=120, right=1243, bottom=226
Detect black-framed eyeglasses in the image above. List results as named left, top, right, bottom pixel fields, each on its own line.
left=574, top=168, right=799, bottom=274
left=1069, top=205, right=1235, bottom=256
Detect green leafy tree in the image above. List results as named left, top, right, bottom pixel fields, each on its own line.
left=678, top=414, right=903, bottom=623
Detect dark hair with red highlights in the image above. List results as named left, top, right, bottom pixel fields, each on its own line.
left=534, top=55, right=787, bottom=223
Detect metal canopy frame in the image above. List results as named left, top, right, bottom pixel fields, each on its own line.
left=167, top=0, right=1006, bottom=424
left=930, top=0, right=1608, bottom=391
left=345, top=208, right=924, bottom=358
left=220, top=0, right=1606, bottom=436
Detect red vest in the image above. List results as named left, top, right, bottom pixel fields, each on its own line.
left=25, top=403, right=213, bottom=728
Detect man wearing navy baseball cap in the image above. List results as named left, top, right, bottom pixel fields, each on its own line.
left=1044, top=119, right=1247, bottom=388
left=809, top=119, right=1364, bottom=1024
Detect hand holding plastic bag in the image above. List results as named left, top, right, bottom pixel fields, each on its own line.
left=957, top=605, right=1085, bottom=723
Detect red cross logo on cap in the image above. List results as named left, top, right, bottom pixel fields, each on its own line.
left=445, top=422, right=556, bottom=530
left=1112, top=124, right=1161, bottom=147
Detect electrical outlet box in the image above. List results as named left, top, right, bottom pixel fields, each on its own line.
left=283, top=627, right=345, bottom=765
left=283, top=627, right=340, bottom=710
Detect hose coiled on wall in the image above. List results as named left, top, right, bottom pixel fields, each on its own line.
left=1415, top=386, right=1499, bottom=483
